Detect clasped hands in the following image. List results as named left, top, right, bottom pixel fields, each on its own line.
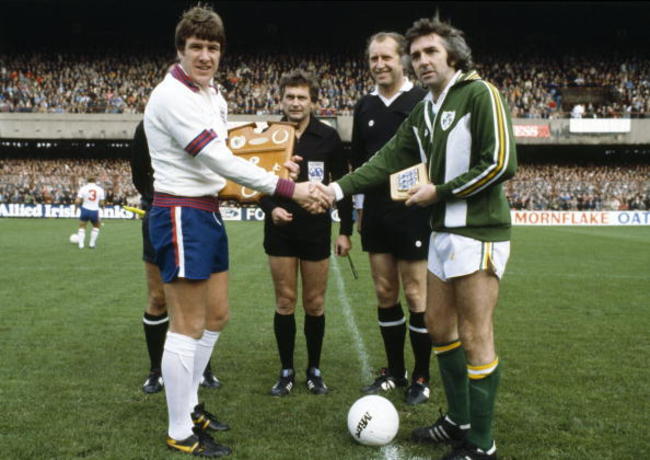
left=293, top=182, right=335, bottom=214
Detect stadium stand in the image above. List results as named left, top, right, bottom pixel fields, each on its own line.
left=1, top=159, right=648, bottom=211
left=1, top=52, right=649, bottom=118
left=0, top=158, right=137, bottom=206
left=505, top=163, right=650, bottom=210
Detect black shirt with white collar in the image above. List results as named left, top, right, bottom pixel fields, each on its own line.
left=351, top=82, right=427, bottom=209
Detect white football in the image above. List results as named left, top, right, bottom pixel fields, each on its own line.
left=69, top=233, right=79, bottom=244
left=347, top=395, right=399, bottom=446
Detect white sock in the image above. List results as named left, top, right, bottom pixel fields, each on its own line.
left=89, top=228, right=99, bottom=247
left=162, top=332, right=197, bottom=441
left=77, top=228, right=85, bottom=248
left=189, top=330, right=221, bottom=409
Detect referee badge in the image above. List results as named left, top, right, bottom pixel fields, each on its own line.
left=308, top=161, right=325, bottom=182
left=440, top=111, right=456, bottom=131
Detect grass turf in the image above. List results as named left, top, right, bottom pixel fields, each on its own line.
left=0, top=218, right=648, bottom=459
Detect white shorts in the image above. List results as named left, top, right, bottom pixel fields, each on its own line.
left=427, top=232, right=510, bottom=281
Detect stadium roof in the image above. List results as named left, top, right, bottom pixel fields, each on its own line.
left=1, top=1, right=649, bottom=53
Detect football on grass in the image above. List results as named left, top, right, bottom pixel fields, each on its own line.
left=347, top=395, right=399, bottom=446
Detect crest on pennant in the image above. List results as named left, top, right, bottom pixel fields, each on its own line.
left=440, top=111, right=456, bottom=131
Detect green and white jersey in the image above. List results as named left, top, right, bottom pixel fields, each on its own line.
left=337, top=71, right=517, bottom=242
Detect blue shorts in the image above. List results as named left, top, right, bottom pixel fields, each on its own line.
left=80, top=207, right=100, bottom=224
left=148, top=203, right=229, bottom=283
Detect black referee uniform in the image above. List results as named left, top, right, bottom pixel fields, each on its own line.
left=260, top=117, right=353, bottom=260
left=351, top=85, right=429, bottom=259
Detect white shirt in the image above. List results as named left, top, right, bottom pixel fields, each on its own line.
left=77, top=183, right=105, bottom=210
left=144, top=64, right=280, bottom=197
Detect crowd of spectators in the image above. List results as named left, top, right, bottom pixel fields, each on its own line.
left=506, top=163, right=650, bottom=211
left=0, top=158, right=138, bottom=206
left=483, top=55, right=650, bottom=119
left=1, top=158, right=648, bottom=212
left=2, top=51, right=649, bottom=118
left=220, top=53, right=369, bottom=116
left=0, top=53, right=168, bottom=114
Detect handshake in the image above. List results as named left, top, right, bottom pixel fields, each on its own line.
left=293, top=181, right=336, bottom=214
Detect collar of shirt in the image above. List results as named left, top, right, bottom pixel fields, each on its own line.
left=424, top=70, right=462, bottom=114
left=280, top=115, right=325, bottom=138
left=170, top=64, right=218, bottom=94
left=370, top=78, right=414, bottom=107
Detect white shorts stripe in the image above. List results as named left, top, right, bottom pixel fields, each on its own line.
left=174, top=206, right=185, bottom=278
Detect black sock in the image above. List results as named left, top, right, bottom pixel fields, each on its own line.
left=378, top=303, right=406, bottom=378
left=274, top=312, right=295, bottom=370
left=143, top=312, right=169, bottom=372
left=409, top=311, right=432, bottom=382
left=204, top=359, right=213, bottom=375
left=304, top=313, right=325, bottom=370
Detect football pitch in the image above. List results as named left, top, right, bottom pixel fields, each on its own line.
left=1, top=218, right=648, bottom=459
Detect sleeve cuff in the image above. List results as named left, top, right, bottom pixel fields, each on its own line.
left=274, top=178, right=295, bottom=199
left=352, top=194, right=364, bottom=209
left=436, top=184, right=453, bottom=200
left=332, top=182, right=344, bottom=201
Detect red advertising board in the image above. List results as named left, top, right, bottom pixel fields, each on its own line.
left=513, top=124, right=551, bottom=138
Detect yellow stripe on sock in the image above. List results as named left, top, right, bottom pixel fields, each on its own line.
left=467, top=357, right=499, bottom=380
left=433, top=340, right=462, bottom=355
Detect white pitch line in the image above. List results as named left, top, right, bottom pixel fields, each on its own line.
left=331, top=256, right=403, bottom=460
left=331, top=255, right=372, bottom=380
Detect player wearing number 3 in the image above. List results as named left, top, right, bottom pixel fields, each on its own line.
left=319, top=18, right=517, bottom=460
left=75, top=178, right=105, bottom=249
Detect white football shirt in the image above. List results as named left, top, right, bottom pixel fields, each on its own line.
left=77, top=183, right=105, bottom=210
left=144, top=64, right=280, bottom=197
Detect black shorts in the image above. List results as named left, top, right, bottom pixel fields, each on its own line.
left=360, top=204, right=430, bottom=260
left=142, top=211, right=156, bottom=264
left=263, top=221, right=331, bottom=262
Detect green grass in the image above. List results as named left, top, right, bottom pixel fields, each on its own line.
left=1, top=219, right=648, bottom=459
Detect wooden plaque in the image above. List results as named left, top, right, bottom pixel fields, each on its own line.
left=219, top=122, right=296, bottom=202
left=389, top=162, right=430, bottom=201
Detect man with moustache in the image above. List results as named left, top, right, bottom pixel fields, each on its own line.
left=260, top=69, right=353, bottom=397
left=351, top=32, right=431, bottom=405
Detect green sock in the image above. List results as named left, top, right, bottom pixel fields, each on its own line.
left=434, top=341, right=470, bottom=425
left=467, top=361, right=501, bottom=451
